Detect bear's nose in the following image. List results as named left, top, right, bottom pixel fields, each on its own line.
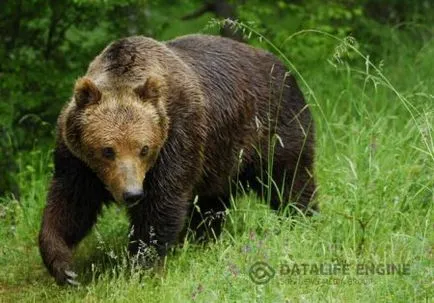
left=123, top=190, right=144, bottom=204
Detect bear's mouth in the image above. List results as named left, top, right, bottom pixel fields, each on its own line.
left=126, top=198, right=142, bottom=208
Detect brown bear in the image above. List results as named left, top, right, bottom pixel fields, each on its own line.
left=39, top=34, right=317, bottom=285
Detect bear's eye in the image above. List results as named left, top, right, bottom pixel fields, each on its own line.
left=140, top=145, right=149, bottom=157
left=102, top=147, right=115, bottom=160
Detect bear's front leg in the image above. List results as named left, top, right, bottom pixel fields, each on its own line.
left=39, top=187, right=77, bottom=286
left=127, top=191, right=189, bottom=264
left=39, top=144, right=109, bottom=285
left=39, top=177, right=105, bottom=285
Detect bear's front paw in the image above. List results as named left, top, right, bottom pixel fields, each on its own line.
left=64, top=269, right=80, bottom=286
left=51, top=261, right=80, bottom=286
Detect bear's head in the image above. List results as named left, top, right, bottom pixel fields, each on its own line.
left=61, top=75, right=169, bottom=204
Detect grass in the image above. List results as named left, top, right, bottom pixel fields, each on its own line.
left=0, top=28, right=433, bottom=302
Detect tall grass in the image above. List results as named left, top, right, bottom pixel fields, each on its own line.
left=0, top=23, right=432, bottom=302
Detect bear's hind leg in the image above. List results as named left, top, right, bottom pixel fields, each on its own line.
left=268, top=153, right=317, bottom=214
left=243, top=154, right=317, bottom=215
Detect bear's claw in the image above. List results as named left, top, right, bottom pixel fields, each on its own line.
left=65, top=270, right=80, bottom=286
left=65, top=270, right=77, bottom=279
left=66, top=278, right=80, bottom=286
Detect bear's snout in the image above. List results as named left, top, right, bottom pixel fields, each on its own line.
left=103, top=158, right=148, bottom=203
left=123, top=189, right=144, bottom=204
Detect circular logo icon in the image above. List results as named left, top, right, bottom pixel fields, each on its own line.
left=249, top=261, right=275, bottom=284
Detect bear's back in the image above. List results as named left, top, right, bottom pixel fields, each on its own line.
left=165, top=34, right=288, bottom=124
left=165, top=34, right=283, bottom=93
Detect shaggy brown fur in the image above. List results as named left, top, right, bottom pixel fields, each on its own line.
left=39, top=34, right=317, bottom=285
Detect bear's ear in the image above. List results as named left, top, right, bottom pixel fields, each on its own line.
left=133, top=76, right=165, bottom=101
left=74, top=78, right=102, bottom=108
